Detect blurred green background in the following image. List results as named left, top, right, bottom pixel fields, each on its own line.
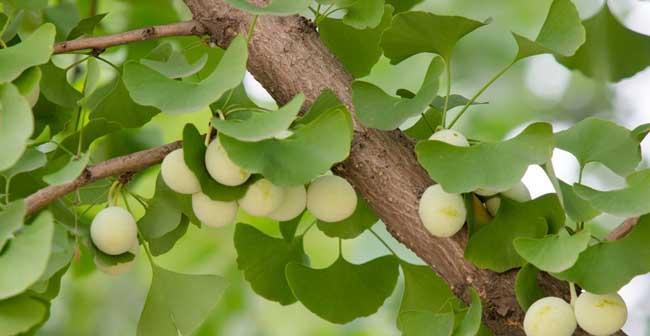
left=19, top=0, right=650, bottom=334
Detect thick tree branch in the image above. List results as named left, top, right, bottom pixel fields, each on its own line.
left=53, top=20, right=206, bottom=54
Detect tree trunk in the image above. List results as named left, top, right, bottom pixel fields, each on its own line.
left=182, top=1, right=621, bottom=335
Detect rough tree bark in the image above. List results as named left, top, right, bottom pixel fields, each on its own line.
left=182, top=1, right=616, bottom=335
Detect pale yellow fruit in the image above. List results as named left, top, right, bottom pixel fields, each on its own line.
left=95, top=242, right=139, bottom=276
left=523, top=297, right=576, bottom=336
left=418, top=184, right=466, bottom=237
left=205, top=140, right=251, bottom=186
left=502, top=182, right=531, bottom=202
left=161, top=149, right=201, bottom=194
left=269, top=186, right=307, bottom=221
left=474, top=187, right=503, bottom=197
left=192, top=192, right=238, bottom=228
left=485, top=197, right=501, bottom=217
left=90, top=207, right=138, bottom=255
left=574, top=292, right=627, bottom=336
left=239, top=179, right=284, bottom=217
left=307, top=175, right=357, bottom=222
left=429, top=129, right=470, bottom=147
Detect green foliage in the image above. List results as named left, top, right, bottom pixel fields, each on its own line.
left=573, top=169, right=650, bottom=217
left=42, top=152, right=90, bottom=185
left=338, top=0, right=384, bottom=29
left=0, top=83, right=34, bottom=171
left=85, top=79, right=160, bottom=129
left=453, top=288, right=483, bottom=336
left=234, top=223, right=305, bottom=305
left=556, top=4, right=650, bottom=82
left=558, top=180, right=600, bottom=222
left=316, top=194, right=378, bottom=239
left=514, top=264, right=543, bottom=311
left=398, top=310, right=455, bottom=336
left=67, top=13, right=107, bottom=40
left=0, top=200, right=25, bottom=250
left=141, top=43, right=209, bottom=79
left=555, top=215, right=650, bottom=294
left=0, top=295, right=47, bottom=335
left=0, top=23, right=54, bottom=83
left=416, top=123, right=554, bottom=193
left=137, top=265, right=227, bottom=336
left=514, top=230, right=591, bottom=273
left=138, top=175, right=196, bottom=240
left=398, top=262, right=461, bottom=317
left=148, top=216, right=189, bottom=256
left=224, top=0, right=311, bottom=15
left=353, top=57, right=443, bottom=130
left=286, top=255, right=399, bottom=323
left=39, top=62, right=82, bottom=108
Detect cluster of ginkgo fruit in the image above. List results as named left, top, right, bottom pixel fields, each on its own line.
left=88, top=137, right=359, bottom=275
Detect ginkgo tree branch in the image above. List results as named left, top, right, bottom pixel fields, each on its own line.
left=53, top=20, right=206, bottom=54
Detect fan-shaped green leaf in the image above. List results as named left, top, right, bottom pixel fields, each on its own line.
left=317, top=194, right=378, bottom=239
left=404, top=94, right=486, bottom=140
left=148, top=216, right=189, bottom=256
left=0, top=23, right=55, bottom=83
left=416, top=122, right=554, bottom=194
left=224, top=0, right=311, bottom=15
left=556, top=5, right=650, bottom=82
left=453, top=288, right=482, bottom=336
left=340, top=0, right=384, bottom=29
left=220, top=103, right=353, bottom=186
left=0, top=200, right=25, bottom=251
left=40, top=62, right=82, bottom=108
left=0, top=295, right=48, bottom=336
left=0, top=211, right=54, bottom=300
left=573, top=169, right=650, bottom=217
left=13, top=66, right=41, bottom=103
left=138, top=175, right=197, bottom=239
left=85, top=78, right=159, bottom=128
left=558, top=180, right=600, bottom=222
left=137, top=265, right=227, bottom=336
left=42, top=152, right=90, bottom=185
left=381, top=11, right=488, bottom=64
left=514, top=230, right=591, bottom=273
left=234, top=223, right=305, bottom=305
left=555, top=118, right=641, bottom=176
left=515, top=264, right=544, bottom=311
left=398, top=262, right=461, bottom=319
left=0, top=83, right=34, bottom=171
left=353, top=57, right=443, bottom=130
left=554, top=214, right=650, bottom=294
left=123, top=36, right=247, bottom=114
left=141, top=45, right=209, bottom=79
left=398, top=310, right=455, bottom=336
left=212, top=94, right=304, bottom=141
left=286, top=255, right=399, bottom=324
left=465, top=195, right=564, bottom=272
left=513, top=0, right=585, bottom=60
left=1, top=149, right=46, bottom=179
left=67, top=13, right=107, bottom=40
left=385, top=0, right=423, bottom=13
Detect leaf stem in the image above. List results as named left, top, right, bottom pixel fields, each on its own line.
left=64, top=56, right=90, bottom=71
left=441, top=59, right=452, bottom=128
left=247, top=15, right=259, bottom=44
left=93, top=55, right=121, bottom=74
left=0, top=39, right=7, bottom=48
left=420, top=111, right=436, bottom=134
left=4, top=176, right=12, bottom=205
left=139, top=233, right=156, bottom=267
left=569, top=282, right=577, bottom=306
left=448, top=60, right=515, bottom=128
left=338, top=238, right=343, bottom=258
left=369, top=227, right=399, bottom=258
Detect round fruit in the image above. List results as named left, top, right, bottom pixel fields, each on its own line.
left=192, top=192, right=238, bottom=228
left=574, top=292, right=627, bottom=336
left=418, top=184, right=466, bottom=237
left=306, top=175, right=357, bottom=222
left=205, top=140, right=251, bottom=186
left=160, top=148, right=201, bottom=194
left=269, top=186, right=307, bottom=221
left=95, top=241, right=139, bottom=276
left=90, top=207, right=138, bottom=255
left=429, top=129, right=470, bottom=147
left=239, top=178, right=284, bottom=217
left=485, top=197, right=500, bottom=217
left=523, top=297, right=576, bottom=336
left=502, top=182, right=531, bottom=202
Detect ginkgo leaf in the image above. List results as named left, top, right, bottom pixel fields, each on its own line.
left=555, top=118, right=641, bottom=176
left=403, top=94, right=486, bottom=140
left=317, top=194, right=378, bottom=239
left=285, top=255, right=399, bottom=324
left=1, top=148, right=46, bottom=180
left=385, top=0, right=424, bottom=13
left=416, top=122, right=554, bottom=194
left=340, top=0, right=384, bottom=29
left=556, top=4, right=650, bottom=82
left=0, top=23, right=55, bottom=83
left=353, top=57, right=444, bottom=130
left=84, top=78, right=159, bottom=129
left=67, top=13, right=107, bottom=40
left=0, top=200, right=26, bottom=251
left=513, top=0, right=585, bottom=60
left=123, top=36, right=247, bottom=114
left=137, top=265, right=227, bottom=336
left=453, top=288, right=483, bottom=336
left=319, top=6, right=393, bottom=78
left=212, top=94, right=304, bottom=141
left=0, top=211, right=54, bottom=300
left=220, top=103, right=353, bottom=186
left=234, top=224, right=305, bottom=305
left=39, top=62, right=82, bottom=108
left=554, top=214, right=650, bottom=294
left=138, top=175, right=197, bottom=239
left=0, top=83, right=34, bottom=171
left=558, top=180, right=600, bottom=223
left=573, top=169, right=650, bottom=217
left=141, top=44, right=209, bottom=79
left=465, top=195, right=564, bottom=272
left=148, top=216, right=189, bottom=256
left=515, top=264, right=544, bottom=311
left=0, top=295, right=48, bottom=335
left=224, top=0, right=311, bottom=15
left=42, top=152, right=90, bottom=185
left=514, top=230, right=591, bottom=273
left=398, top=310, right=455, bottom=336
left=381, top=11, right=488, bottom=64
left=398, top=262, right=461, bottom=319
left=13, top=66, right=41, bottom=103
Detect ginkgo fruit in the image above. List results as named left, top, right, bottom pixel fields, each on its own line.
left=239, top=178, right=284, bottom=217
left=205, top=139, right=251, bottom=186
left=90, top=207, right=138, bottom=255
left=94, top=241, right=139, bottom=276
left=192, top=192, right=239, bottom=228
left=269, top=186, right=307, bottom=221
left=161, top=148, right=201, bottom=194
left=429, top=129, right=470, bottom=147
left=485, top=197, right=500, bottom=217
left=574, top=292, right=628, bottom=336
left=418, top=184, right=466, bottom=237
left=307, top=175, right=357, bottom=222
left=523, top=297, right=577, bottom=336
